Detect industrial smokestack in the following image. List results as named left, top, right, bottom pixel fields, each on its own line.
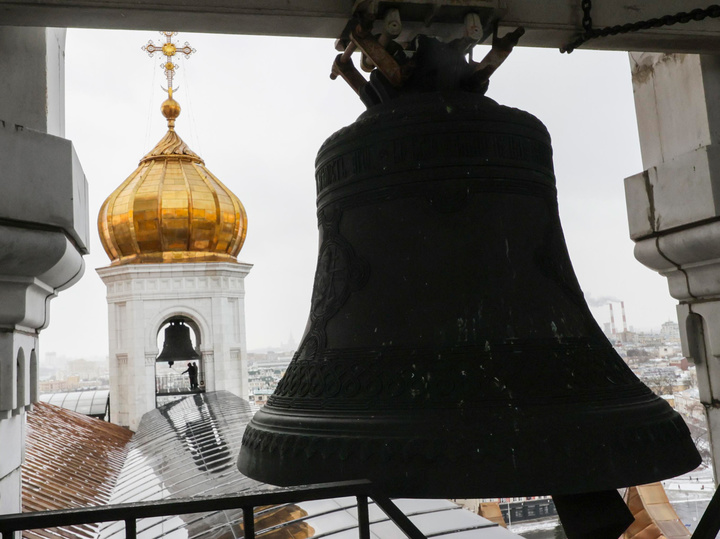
left=609, top=303, right=617, bottom=336
left=621, top=301, right=628, bottom=334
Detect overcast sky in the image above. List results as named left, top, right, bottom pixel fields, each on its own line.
left=40, top=28, right=676, bottom=360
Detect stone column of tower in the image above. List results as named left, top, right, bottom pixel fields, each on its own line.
left=0, top=27, right=87, bottom=514
left=626, top=52, right=720, bottom=483
left=97, top=41, right=251, bottom=430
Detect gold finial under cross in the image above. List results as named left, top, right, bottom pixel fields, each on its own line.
left=142, top=31, right=196, bottom=98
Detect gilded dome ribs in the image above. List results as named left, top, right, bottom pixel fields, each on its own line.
left=98, top=68, right=247, bottom=265
left=125, top=161, right=147, bottom=258
left=179, top=160, right=191, bottom=252
left=98, top=128, right=247, bottom=266
left=193, top=162, right=221, bottom=253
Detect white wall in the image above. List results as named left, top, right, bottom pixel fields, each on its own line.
left=98, top=262, right=251, bottom=431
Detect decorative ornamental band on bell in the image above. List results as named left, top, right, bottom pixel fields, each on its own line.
left=238, top=35, right=699, bottom=537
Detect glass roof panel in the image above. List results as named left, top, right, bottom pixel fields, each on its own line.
left=99, top=391, right=517, bottom=539
left=90, top=391, right=110, bottom=415
left=76, top=392, right=95, bottom=414
left=60, top=391, right=81, bottom=410
left=37, top=390, right=109, bottom=417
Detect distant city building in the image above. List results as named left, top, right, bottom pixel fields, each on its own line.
left=246, top=351, right=294, bottom=404
left=674, top=388, right=704, bottom=423
left=249, top=388, right=275, bottom=407
left=661, top=320, right=681, bottom=343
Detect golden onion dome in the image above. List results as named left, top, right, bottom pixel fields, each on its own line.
left=98, top=95, right=247, bottom=265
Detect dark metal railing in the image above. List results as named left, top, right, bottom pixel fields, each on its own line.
left=4, top=478, right=719, bottom=539
left=155, top=373, right=205, bottom=396
left=0, top=481, right=428, bottom=539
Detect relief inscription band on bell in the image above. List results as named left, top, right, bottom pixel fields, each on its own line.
left=316, top=115, right=554, bottom=197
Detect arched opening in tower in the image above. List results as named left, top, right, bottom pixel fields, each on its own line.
left=155, top=317, right=205, bottom=404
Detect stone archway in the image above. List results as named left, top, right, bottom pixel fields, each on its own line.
left=155, top=316, right=205, bottom=405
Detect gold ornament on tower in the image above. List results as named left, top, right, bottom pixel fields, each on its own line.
left=99, top=33, right=247, bottom=265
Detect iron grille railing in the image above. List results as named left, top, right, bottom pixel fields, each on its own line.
left=2, top=479, right=720, bottom=539
left=0, top=480, right=429, bottom=539
left=155, top=373, right=205, bottom=396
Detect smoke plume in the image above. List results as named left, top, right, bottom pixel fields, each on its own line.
left=584, top=293, right=621, bottom=308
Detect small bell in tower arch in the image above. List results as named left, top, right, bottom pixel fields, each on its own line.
left=156, top=319, right=200, bottom=368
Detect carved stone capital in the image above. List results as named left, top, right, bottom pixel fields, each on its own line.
left=0, top=224, right=84, bottom=331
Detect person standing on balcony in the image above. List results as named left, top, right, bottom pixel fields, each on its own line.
left=182, top=363, right=197, bottom=390
left=189, top=362, right=199, bottom=390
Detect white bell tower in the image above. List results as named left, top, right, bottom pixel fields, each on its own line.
left=96, top=33, right=251, bottom=431
left=98, top=262, right=251, bottom=431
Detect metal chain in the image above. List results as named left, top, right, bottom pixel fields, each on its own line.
left=561, top=3, right=720, bottom=53
left=581, top=0, right=592, bottom=34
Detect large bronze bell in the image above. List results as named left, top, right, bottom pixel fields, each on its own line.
left=238, top=37, right=699, bottom=501
left=156, top=319, right=200, bottom=367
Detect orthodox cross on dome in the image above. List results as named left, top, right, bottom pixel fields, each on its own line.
left=142, top=31, right=196, bottom=98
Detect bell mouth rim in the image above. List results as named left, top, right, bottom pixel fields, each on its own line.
left=238, top=401, right=700, bottom=498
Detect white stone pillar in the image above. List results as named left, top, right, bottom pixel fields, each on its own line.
left=625, top=52, right=720, bottom=483
left=0, top=27, right=66, bottom=137
left=201, top=351, right=215, bottom=392
left=0, top=26, right=87, bottom=515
